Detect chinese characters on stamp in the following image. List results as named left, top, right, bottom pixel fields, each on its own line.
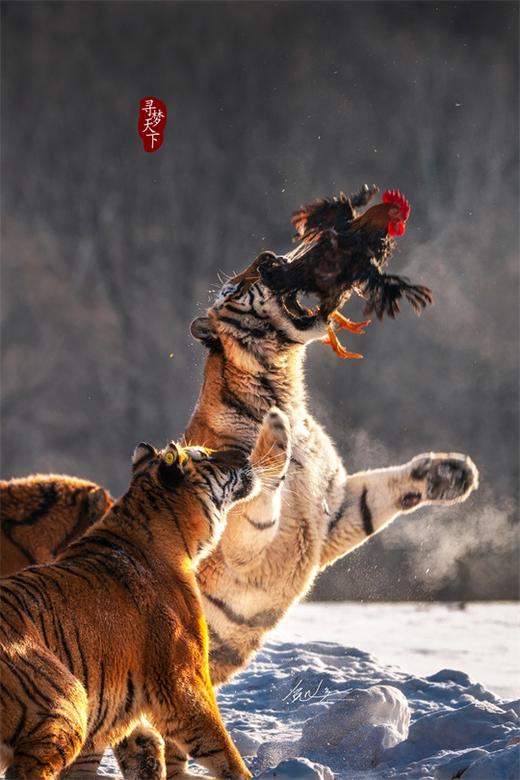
left=138, top=96, right=167, bottom=152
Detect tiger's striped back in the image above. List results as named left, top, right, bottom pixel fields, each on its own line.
left=0, top=474, right=113, bottom=577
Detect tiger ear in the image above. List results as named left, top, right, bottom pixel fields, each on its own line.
left=86, top=488, right=111, bottom=521
left=132, top=442, right=157, bottom=471
left=190, top=316, right=218, bottom=347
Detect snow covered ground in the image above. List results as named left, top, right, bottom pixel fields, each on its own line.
left=274, top=602, right=520, bottom=701
left=93, top=602, right=520, bottom=779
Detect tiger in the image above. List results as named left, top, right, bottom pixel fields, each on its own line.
left=1, top=254, right=479, bottom=779
left=0, top=475, right=113, bottom=577
left=0, top=408, right=292, bottom=780
left=107, top=250, right=479, bottom=779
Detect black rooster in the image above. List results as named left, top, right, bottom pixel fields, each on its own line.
left=261, top=185, right=433, bottom=359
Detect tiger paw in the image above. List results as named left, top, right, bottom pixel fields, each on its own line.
left=400, top=453, right=479, bottom=511
left=115, top=726, right=165, bottom=780
left=250, top=408, right=291, bottom=487
left=265, top=407, right=291, bottom=451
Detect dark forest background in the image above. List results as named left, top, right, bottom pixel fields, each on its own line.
left=2, top=1, right=518, bottom=600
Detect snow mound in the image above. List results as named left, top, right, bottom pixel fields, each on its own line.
left=216, top=640, right=520, bottom=779
left=300, top=684, right=410, bottom=748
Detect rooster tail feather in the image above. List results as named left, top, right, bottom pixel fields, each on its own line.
left=291, top=184, right=382, bottom=242
left=291, top=193, right=357, bottom=242
left=363, top=275, right=433, bottom=320
left=350, top=183, right=379, bottom=209
left=403, top=283, right=434, bottom=315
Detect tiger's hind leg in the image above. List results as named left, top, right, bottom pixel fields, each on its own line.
left=157, top=684, right=251, bottom=779
left=114, top=728, right=196, bottom=780
left=4, top=703, right=87, bottom=780
left=164, top=753, right=196, bottom=779
left=1, top=649, right=88, bottom=780
left=60, top=750, right=105, bottom=779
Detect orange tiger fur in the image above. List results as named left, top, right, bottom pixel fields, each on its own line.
left=0, top=414, right=294, bottom=780
left=0, top=475, right=113, bottom=577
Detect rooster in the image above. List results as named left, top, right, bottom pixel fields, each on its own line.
left=292, top=185, right=411, bottom=243
left=261, top=185, right=432, bottom=359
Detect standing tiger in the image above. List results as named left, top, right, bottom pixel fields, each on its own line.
left=0, top=409, right=291, bottom=780
left=0, top=475, right=113, bottom=577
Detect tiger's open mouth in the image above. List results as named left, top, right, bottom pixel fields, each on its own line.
left=229, top=249, right=353, bottom=332
left=256, top=251, right=370, bottom=358
left=256, top=251, right=350, bottom=331
left=280, top=290, right=324, bottom=330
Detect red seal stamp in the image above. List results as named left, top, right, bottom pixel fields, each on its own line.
left=138, top=97, right=167, bottom=153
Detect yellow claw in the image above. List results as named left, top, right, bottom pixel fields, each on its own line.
left=323, top=324, right=364, bottom=360
left=330, top=311, right=371, bottom=334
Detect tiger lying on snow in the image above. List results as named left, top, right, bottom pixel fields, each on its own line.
left=0, top=252, right=478, bottom=779
left=0, top=410, right=292, bottom=780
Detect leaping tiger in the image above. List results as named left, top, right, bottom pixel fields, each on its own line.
left=109, top=246, right=478, bottom=779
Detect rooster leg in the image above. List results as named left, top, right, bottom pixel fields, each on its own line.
left=323, top=324, right=363, bottom=360
left=331, top=310, right=371, bottom=334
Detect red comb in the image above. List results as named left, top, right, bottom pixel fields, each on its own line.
left=383, top=189, right=411, bottom=221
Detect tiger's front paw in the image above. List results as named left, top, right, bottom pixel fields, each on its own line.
left=400, top=452, right=479, bottom=511
left=251, top=408, right=291, bottom=483
left=265, top=407, right=291, bottom=455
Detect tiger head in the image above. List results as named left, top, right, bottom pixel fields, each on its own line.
left=130, top=439, right=261, bottom=560
left=132, top=440, right=259, bottom=509
left=190, top=250, right=330, bottom=360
